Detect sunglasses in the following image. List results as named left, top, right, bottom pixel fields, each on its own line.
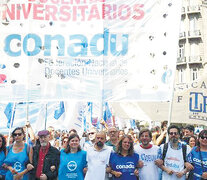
left=89, top=132, right=95, bottom=135
left=169, top=132, right=178, bottom=136
left=200, top=136, right=207, bottom=140
left=63, top=140, right=68, bottom=143
left=13, top=133, right=22, bottom=137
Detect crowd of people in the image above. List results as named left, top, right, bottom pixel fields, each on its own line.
left=0, top=122, right=206, bottom=180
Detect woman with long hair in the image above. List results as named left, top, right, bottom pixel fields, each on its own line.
left=189, top=135, right=197, bottom=149
left=109, top=135, right=140, bottom=180
left=0, top=134, right=7, bottom=180
left=187, top=130, right=207, bottom=180
left=58, top=134, right=87, bottom=180
left=3, top=127, right=32, bottom=180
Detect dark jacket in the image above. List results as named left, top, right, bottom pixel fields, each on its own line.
left=29, top=144, right=60, bottom=180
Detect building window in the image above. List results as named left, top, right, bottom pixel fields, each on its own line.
left=178, top=44, right=185, bottom=58
left=190, top=42, right=199, bottom=57
left=189, top=16, right=198, bottom=32
left=191, top=68, right=198, bottom=81
left=178, top=69, right=185, bottom=83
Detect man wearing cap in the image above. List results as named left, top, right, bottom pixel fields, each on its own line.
left=27, top=130, right=60, bottom=180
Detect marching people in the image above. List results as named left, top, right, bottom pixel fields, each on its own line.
left=134, top=129, right=161, bottom=180
left=158, top=125, right=191, bottom=180
left=61, top=136, right=69, bottom=150
left=27, top=130, right=60, bottom=180
left=0, top=134, right=7, bottom=180
left=187, top=129, right=207, bottom=180
left=188, top=135, right=197, bottom=149
left=85, top=131, right=112, bottom=180
left=3, top=127, right=33, bottom=180
left=58, top=134, right=87, bottom=180
left=83, top=127, right=97, bottom=151
left=108, top=135, right=140, bottom=180
left=105, top=127, right=119, bottom=151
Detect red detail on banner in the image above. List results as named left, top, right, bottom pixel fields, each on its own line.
left=0, top=74, right=7, bottom=83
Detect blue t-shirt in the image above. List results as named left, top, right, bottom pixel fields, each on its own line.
left=188, top=146, right=207, bottom=180
left=109, top=152, right=139, bottom=180
left=4, top=143, right=29, bottom=180
left=58, top=149, right=87, bottom=180
left=0, top=150, right=7, bottom=175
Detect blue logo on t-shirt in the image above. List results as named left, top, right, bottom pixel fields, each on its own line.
left=67, top=161, right=77, bottom=171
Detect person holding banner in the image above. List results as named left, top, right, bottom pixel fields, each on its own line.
left=58, top=134, right=87, bottom=180
left=3, top=127, right=33, bottom=180
left=0, top=134, right=7, bottom=180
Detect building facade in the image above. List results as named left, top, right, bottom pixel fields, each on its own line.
left=176, top=0, right=207, bottom=85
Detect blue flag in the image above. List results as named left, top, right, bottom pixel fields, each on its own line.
left=54, top=101, right=65, bottom=120
left=4, top=103, right=16, bottom=128
left=103, top=102, right=112, bottom=122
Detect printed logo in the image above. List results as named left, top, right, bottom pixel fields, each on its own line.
left=67, top=161, right=77, bottom=171
left=14, top=162, right=22, bottom=172
left=116, top=162, right=135, bottom=169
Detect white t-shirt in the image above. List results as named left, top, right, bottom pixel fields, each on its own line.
left=134, top=144, right=160, bottom=180
left=85, top=145, right=112, bottom=180
left=160, top=143, right=191, bottom=180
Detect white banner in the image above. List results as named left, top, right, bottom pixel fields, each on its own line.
left=0, top=0, right=181, bottom=102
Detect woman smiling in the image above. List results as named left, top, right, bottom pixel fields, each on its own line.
left=58, top=134, right=87, bottom=180
left=109, top=135, right=140, bottom=180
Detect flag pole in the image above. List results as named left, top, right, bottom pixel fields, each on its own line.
left=25, top=102, right=29, bottom=144
left=166, top=75, right=176, bottom=142
left=44, top=103, right=48, bottom=130
left=7, top=102, right=16, bottom=146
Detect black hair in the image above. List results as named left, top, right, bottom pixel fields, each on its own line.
left=167, top=125, right=180, bottom=135
left=197, top=130, right=207, bottom=149
left=161, top=121, right=168, bottom=130
left=139, top=128, right=152, bottom=139
left=0, top=134, right=6, bottom=154
left=69, top=129, right=77, bottom=134
left=185, top=125, right=195, bottom=133
left=11, top=127, right=25, bottom=140
left=64, top=134, right=81, bottom=154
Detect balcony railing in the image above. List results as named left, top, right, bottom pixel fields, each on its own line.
left=187, top=5, right=201, bottom=13
left=179, top=32, right=186, bottom=39
left=188, top=56, right=202, bottom=63
left=177, top=57, right=187, bottom=64
left=188, top=30, right=201, bottom=38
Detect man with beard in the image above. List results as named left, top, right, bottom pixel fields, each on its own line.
left=158, top=125, right=191, bottom=180
left=85, top=131, right=112, bottom=180
left=27, top=130, right=60, bottom=180
left=134, top=129, right=161, bottom=180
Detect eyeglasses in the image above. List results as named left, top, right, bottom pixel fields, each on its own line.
left=89, top=132, right=95, bottom=135
left=169, top=132, right=178, bottom=136
left=13, top=133, right=22, bottom=137
left=200, top=136, right=207, bottom=140
left=63, top=140, right=68, bottom=143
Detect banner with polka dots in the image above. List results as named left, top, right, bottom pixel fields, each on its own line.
left=0, top=0, right=182, bottom=102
